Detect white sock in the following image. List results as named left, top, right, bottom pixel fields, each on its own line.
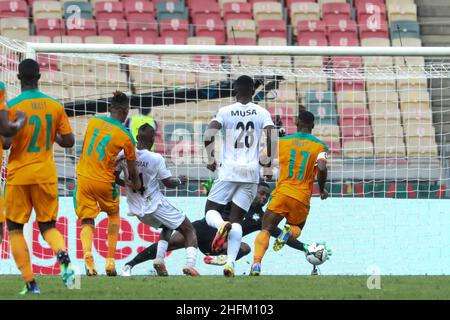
left=205, top=210, right=224, bottom=229
left=156, top=240, right=168, bottom=261
left=185, top=246, right=198, bottom=268
left=226, top=223, right=242, bottom=267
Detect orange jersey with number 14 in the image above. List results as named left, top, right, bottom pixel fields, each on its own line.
left=273, top=131, right=328, bottom=207
left=76, top=116, right=136, bottom=183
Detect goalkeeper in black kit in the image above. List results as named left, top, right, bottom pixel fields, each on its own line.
left=121, top=182, right=309, bottom=276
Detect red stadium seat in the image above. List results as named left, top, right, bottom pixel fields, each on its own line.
left=66, top=19, right=97, bottom=40
left=329, top=34, right=360, bottom=46
left=0, top=1, right=28, bottom=18
left=334, top=73, right=365, bottom=92
left=191, top=54, right=221, bottom=65
left=297, top=35, right=328, bottom=46
left=223, top=2, right=252, bottom=24
left=356, top=1, right=386, bottom=23
left=296, top=20, right=326, bottom=38
left=36, top=54, right=58, bottom=71
left=190, top=1, right=220, bottom=24
left=160, top=18, right=189, bottom=42
left=97, top=19, right=128, bottom=44
left=124, top=0, right=155, bottom=21
left=332, top=56, right=363, bottom=69
left=359, top=18, right=389, bottom=40
left=267, top=105, right=296, bottom=134
left=354, top=0, right=385, bottom=11
left=326, top=18, right=357, bottom=39
left=195, top=16, right=226, bottom=45
left=125, top=35, right=157, bottom=44
left=95, top=2, right=124, bottom=21
left=339, top=108, right=370, bottom=127
left=322, top=2, right=352, bottom=22
left=322, top=140, right=342, bottom=156
left=227, top=37, right=256, bottom=45
left=35, top=19, right=64, bottom=38
left=341, top=126, right=373, bottom=141
left=156, top=35, right=187, bottom=45
left=257, top=19, right=287, bottom=39
left=129, top=19, right=158, bottom=39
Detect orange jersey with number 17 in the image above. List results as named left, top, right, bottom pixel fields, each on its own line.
left=273, top=131, right=328, bottom=207
left=76, top=116, right=136, bottom=183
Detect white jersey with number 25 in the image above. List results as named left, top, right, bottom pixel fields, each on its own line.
left=213, top=102, right=274, bottom=183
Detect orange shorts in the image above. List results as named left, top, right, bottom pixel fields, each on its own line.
left=5, top=183, right=58, bottom=224
left=0, top=196, right=4, bottom=223
left=267, top=192, right=309, bottom=226
left=74, top=175, right=119, bottom=220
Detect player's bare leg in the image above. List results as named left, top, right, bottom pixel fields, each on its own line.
left=80, top=218, right=97, bottom=276
left=251, top=210, right=284, bottom=276
left=176, top=217, right=200, bottom=276
left=106, top=212, right=120, bottom=276
left=153, top=227, right=172, bottom=276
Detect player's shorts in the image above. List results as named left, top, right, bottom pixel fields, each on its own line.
left=5, top=183, right=58, bottom=224
left=267, top=192, right=309, bottom=226
left=207, top=179, right=258, bottom=212
left=74, top=175, right=119, bottom=220
left=0, top=195, right=5, bottom=223
left=137, top=197, right=185, bottom=230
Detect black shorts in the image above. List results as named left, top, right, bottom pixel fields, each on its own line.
left=192, top=219, right=218, bottom=255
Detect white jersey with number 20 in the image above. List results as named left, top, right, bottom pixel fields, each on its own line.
left=213, top=102, right=274, bottom=183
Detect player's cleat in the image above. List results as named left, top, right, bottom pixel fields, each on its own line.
left=57, top=250, right=75, bottom=288
left=105, top=258, right=117, bottom=276
left=223, top=264, right=235, bottom=278
left=203, top=255, right=227, bottom=266
left=121, top=264, right=132, bottom=277
left=84, top=252, right=98, bottom=276
left=249, top=263, right=261, bottom=276
left=273, top=224, right=291, bottom=252
left=211, top=222, right=232, bottom=254
left=19, top=282, right=41, bottom=295
left=311, top=266, right=319, bottom=276
left=183, top=266, right=200, bottom=276
left=153, top=258, right=169, bottom=276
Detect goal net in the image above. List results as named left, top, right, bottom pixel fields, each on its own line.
left=0, top=36, right=448, bottom=276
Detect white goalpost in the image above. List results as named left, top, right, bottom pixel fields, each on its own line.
left=0, top=37, right=449, bottom=276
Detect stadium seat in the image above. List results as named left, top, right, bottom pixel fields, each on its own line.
left=397, top=72, right=428, bottom=92
left=399, top=90, right=431, bottom=112
left=267, top=105, right=297, bottom=134
left=35, top=19, right=64, bottom=38
left=290, top=2, right=320, bottom=27
left=30, top=35, right=52, bottom=43
left=406, top=137, right=438, bottom=158
left=130, top=68, right=165, bottom=93
left=360, top=37, right=390, bottom=47
left=125, top=35, right=156, bottom=44
left=341, top=124, right=372, bottom=142
left=156, top=35, right=187, bottom=45
left=258, top=37, right=287, bottom=46
left=322, top=140, right=342, bottom=156
left=156, top=1, right=188, bottom=21
left=40, top=70, right=65, bottom=86
left=97, top=19, right=128, bottom=43
left=160, top=18, right=189, bottom=42
left=339, top=107, right=370, bottom=127
left=226, top=19, right=256, bottom=40
left=218, top=0, right=246, bottom=10
left=227, top=37, right=256, bottom=45
left=366, top=78, right=396, bottom=94
left=53, top=35, right=83, bottom=43
left=305, top=91, right=338, bottom=125
left=342, top=140, right=374, bottom=158
left=64, top=2, right=93, bottom=19
left=372, top=123, right=403, bottom=141
left=84, top=35, right=114, bottom=43
left=37, top=54, right=59, bottom=71
left=329, top=34, right=359, bottom=47
left=321, top=2, right=351, bottom=21
left=359, top=19, right=389, bottom=40
left=195, top=16, right=226, bottom=45
left=294, top=56, right=323, bottom=69
left=368, top=89, right=399, bottom=104
left=312, top=124, right=340, bottom=141
left=402, top=106, right=433, bottom=126
left=128, top=19, right=158, bottom=41
left=336, top=90, right=366, bottom=112
left=223, top=2, right=252, bottom=24
left=404, top=123, right=436, bottom=140
left=40, top=85, right=69, bottom=102
left=295, top=20, right=326, bottom=38
left=0, top=1, right=28, bottom=18
left=124, top=0, right=155, bottom=21
left=33, top=1, right=62, bottom=19
left=297, top=73, right=329, bottom=98
left=253, top=2, right=283, bottom=23
left=230, top=54, right=260, bottom=67
left=190, top=1, right=220, bottom=24
left=334, top=76, right=365, bottom=92
left=390, top=21, right=420, bottom=39
left=95, top=2, right=124, bottom=21
left=297, top=35, right=328, bottom=46
left=356, top=1, right=386, bottom=23
left=374, top=137, right=406, bottom=158
left=66, top=19, right=97, bottom=39
left=257, top=19, right=287, bottom=39
left=387, top=2, right=417, bottom=22
left=163, top=72, right=197, bottom=88
left=0, top=17, right=30, bottom=41
left=392, top=37, right=421, bottom=47
left=269, top=82, right=297, bottom=103
left=326, top=19, right=357, bottom=40
left=332, top=56, right=363, bottom=69
left=354, top=0, right=385, bottom=8
left=318, top=0, right=347, bottom=4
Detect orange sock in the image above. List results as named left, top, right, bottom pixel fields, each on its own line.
left=80, top=223, right=94, bottom=256
left=107, top=214, right=120, bottom=259
left=253, top=230, right=270, bottom=264
left=9, top=230, right=34, bottom=283
left=42, top=228, right=66, bottom=254
left=289, top=225, right=302, bottom=241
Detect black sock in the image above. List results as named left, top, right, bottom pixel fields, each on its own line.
left=236, top=249, right=249, bottom=261
left=127, top=243, right=158, bottom=268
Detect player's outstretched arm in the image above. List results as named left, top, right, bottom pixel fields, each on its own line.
left=126, top=160, right=142, bottom=191
left=317, top=159, right=328, bottom=200
left=161, top=175, right=187, bottom=189
left=204, top=120, right=221, bottom=172
left=55, top=133, right=75, bottom=148
left=0, top=109, right=26, bottom=137
left=114, top=171, right=125, bottom=187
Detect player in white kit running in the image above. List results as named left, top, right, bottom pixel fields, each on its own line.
left=116, top=124, right=199, bottom=276
left=203, top=75, right=276, bottom=277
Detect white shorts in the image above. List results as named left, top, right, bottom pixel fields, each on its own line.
left=137, top=198, right=185, bottom=230
left=207, top=179, right=258, bottom=212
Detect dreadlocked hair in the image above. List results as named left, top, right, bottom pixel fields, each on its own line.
left=110, top=90, right=129, bottom=111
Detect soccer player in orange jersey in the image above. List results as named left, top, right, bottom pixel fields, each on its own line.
left=250, top=111, right=329, bottom=275
left=75, top=91, right=141, bottom=276
left=5, top=59, right=76, bottom=294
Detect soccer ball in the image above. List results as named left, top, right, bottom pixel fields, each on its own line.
left=305, top=243, right=328, bottom=266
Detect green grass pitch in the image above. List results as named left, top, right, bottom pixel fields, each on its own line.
left=0, top=275, right=449, bottom=300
